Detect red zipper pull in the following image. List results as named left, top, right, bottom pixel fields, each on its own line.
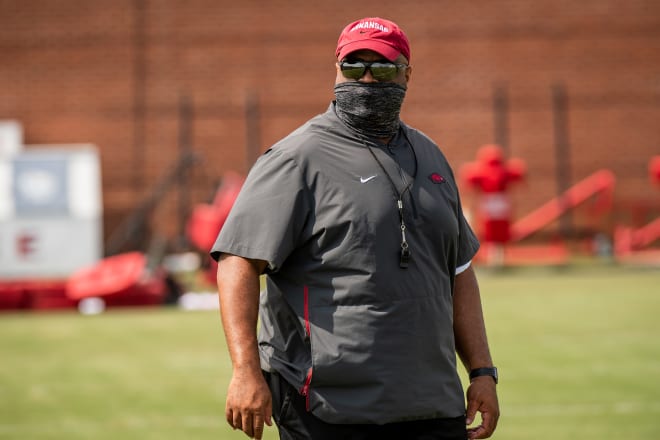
left=300, top=367, right=313, bottom=411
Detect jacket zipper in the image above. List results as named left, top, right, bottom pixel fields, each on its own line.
left=301, top=285, right=312, bottom=411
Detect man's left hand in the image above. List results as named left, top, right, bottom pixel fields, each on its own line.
left=465, top=376, right=499, bottom=439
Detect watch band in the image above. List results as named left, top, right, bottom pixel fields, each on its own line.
left=469, top=367, right=498, bottom=384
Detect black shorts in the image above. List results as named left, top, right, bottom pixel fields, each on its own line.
left=264, top=371, right=468, bottom=440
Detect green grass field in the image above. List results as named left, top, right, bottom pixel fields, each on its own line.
left=1, top=264, right=659, bottom=439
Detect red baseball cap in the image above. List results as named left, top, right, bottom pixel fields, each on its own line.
left=335, top=17, right=411, bottom=62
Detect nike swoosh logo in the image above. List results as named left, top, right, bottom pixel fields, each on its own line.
left=360, top=175, right=377, bottom=183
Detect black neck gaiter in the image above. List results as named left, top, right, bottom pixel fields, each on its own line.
left=334, top=82, right=407, bottom=140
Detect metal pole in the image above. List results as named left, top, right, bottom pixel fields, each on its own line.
left=177, top=92, right=193, bottom=250
left=132, top=0, right=147, bottom=190
left=245, top=91, right=261, bottom=172
left=552, top=83, right=573, bottom=239
left=493, top=83, right=509, bottom=155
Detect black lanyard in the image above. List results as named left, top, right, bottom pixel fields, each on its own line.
left=361, top=131, right=418, bottom=268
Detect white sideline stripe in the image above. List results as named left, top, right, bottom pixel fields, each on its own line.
left=505, top=401, right=660, bottom=417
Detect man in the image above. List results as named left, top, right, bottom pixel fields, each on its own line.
left=211, top=17, right=499, bottom=440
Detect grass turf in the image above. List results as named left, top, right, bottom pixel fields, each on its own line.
left=1, top=264, right=659, bottom=439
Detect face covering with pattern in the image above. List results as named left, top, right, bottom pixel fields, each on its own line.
left=334, top=82, right=407, bottom=140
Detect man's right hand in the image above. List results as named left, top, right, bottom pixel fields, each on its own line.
left=217, top=254, right=272, bottom=438
left=225, top=368, right=273, bottom=439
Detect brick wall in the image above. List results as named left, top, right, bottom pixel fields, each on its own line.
left=2, top=0, right=659, bottom=252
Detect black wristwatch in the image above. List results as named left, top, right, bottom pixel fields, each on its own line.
left=469, top=367, right=498, bottom=384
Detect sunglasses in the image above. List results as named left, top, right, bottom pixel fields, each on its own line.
left=339, top=61, right=408, bottom=81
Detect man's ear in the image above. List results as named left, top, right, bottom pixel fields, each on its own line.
left=405, top=65, right=412, bottom=83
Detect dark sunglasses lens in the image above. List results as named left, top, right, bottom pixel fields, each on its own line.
left=369, top=63, right=398, bottom=81
left=340, top=62, right=366, bottom=79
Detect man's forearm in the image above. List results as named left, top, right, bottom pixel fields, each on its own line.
left=217, top=254, right=273, bottom=438
left=217, top=254, right=267, bottom=371
left=453, top=265, right=493, bottom=371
